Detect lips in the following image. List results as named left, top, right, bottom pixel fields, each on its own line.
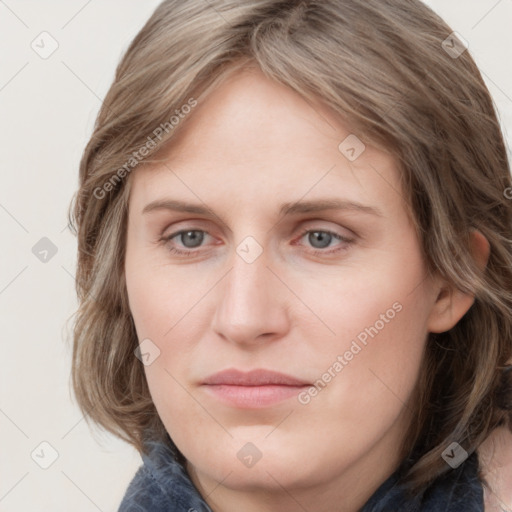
left=202, top=368, right=310, bottom=386
left=201, top=369, right=311, bottom=408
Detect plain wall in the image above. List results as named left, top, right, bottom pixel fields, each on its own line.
left=1, top=1, right=511, bottom=510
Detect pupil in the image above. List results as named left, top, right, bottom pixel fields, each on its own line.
left=309, top=231, right=331, bottom=249
left=181, top=231, right=204, bottom=248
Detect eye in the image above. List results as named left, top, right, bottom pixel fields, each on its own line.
left=160, top=229, right=212, bottom=256
left=305, top=231, right=335, bottom=249
left=295, top=228, right=354, bottom=255
left=174, top=230, right=205, bottom=248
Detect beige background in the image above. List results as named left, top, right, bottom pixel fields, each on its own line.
left=1, top=1, right=511, bottom=510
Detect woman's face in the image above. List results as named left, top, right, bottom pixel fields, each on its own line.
left=125, top=68, right=442, bottom=508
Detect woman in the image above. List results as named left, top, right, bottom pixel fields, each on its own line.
left=69, top=0, right=512, bottom=510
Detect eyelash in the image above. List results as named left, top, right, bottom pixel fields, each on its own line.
left=159, top=227, right=354, bottom=258
left=294, top=228, right=354, bottom=256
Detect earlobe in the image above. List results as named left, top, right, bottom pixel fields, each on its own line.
left=427, top=229, right=490, bottom=334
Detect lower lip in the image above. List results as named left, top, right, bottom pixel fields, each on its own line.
left=202, top=384, right=309, bottom=408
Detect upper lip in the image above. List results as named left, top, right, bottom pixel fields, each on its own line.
left=202, top=369, right=310, bottom=386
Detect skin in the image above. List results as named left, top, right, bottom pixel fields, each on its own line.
left=480, top=422, right=512, bottom=511
left=124, top=66, right=488, bottom=512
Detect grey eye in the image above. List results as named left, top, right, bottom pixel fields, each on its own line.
left=308, top=231, right=334, bottom=249
left=178, top=230, right=205, bottom=248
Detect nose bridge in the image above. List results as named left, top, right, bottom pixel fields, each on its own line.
left=212, top=243, right=287, bottom=345
left=228, top=254, right=265, bottom=306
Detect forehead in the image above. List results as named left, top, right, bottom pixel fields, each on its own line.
left=129, top=68, right=406, bottom=222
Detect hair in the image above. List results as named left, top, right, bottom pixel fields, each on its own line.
left=69, top=0, right=512, bottom=497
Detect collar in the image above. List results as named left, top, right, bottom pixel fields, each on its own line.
left=360, top=450, right=483, bottom=511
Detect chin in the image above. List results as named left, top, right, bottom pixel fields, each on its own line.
left=192, top=456, right=310, bottom=492
left=184, top=434, right=334, bottom=493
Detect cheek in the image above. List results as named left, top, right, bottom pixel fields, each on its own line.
left=124, top=255, right=214, bottom=342
left=296, top=244, right=431, bottom=423
left=143, top=359, right=210, bottom=445
left=301, top=245, right=430, bottom=365
left=315, top=295, right=428, bottom=411
left=124, top=258, right=216, bottom=432
left=285, top=282, right=430, bottom=476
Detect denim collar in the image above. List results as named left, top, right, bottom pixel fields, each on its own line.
left=118, top=440, right=483, bottom=511
left=360, top=449, right=484, bottom=512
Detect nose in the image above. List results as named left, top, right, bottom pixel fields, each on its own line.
left=211, top=247, right=290, bottom=347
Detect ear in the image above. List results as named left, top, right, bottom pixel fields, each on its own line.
left=427, top=229, right=490, bottom=333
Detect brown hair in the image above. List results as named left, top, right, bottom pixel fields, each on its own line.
left=69, top=0, right=512, bottom=495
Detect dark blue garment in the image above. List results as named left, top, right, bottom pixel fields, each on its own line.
left=118, top=439, right=484, bottom=511
left=359, top=449, right=484, bottom=512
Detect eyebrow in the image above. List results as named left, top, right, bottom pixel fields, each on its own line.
left=142, top=198, right=383, bottom=218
